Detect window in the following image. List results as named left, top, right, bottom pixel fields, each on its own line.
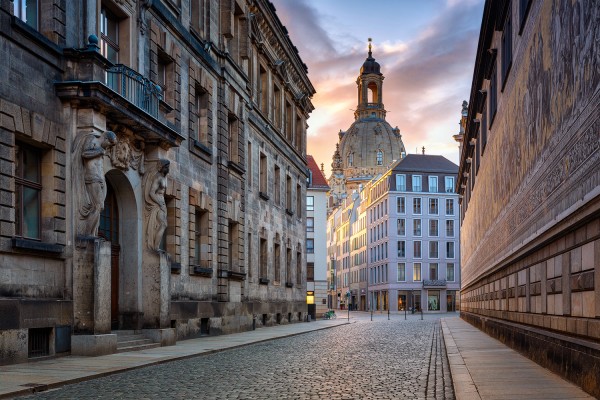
left=100, top=7, right=119, bottom=63
left=306, top=196, right=314, bottom=211
left=274, top=240, right=281, bottom=282
left=376, top=150, right=383, bottom=166
left=413, top=263, right=422, bottom=281
left=13, top=0, right=38, bottom=29
left=490, top=64, right=498, bottom=124
left=397, top=197, right=405, bottom=213
left=396, top=174, right=406, bottom=191
left=259, top=153, right=267, bottom=196
left=260, top=237, right=267, bottom=279
left=429, top=198, right=438, bottom=215
left=428, top=290, right=440, bottom=311
left=429, top=263, right=438, bottom=280
left=307, top=262, right=314, bottom=282
left=429, top=220, right=438, bottom=237
left=190, top=0, right=209, bottom=38
left=481, top=103, right=488, bottom=153
left=397, top=263, right=406, bottom=282
left=446, top=242, right=455, bottom=258
left=413, top=198, right=421, bottom=214
left=519, top=0, right=532, bottom=33
left=429, top=241, right=439, bottom=258
left=274, top=165, right=280, bottom=204
left=413, top=219, right=422, bottom=236
left=447, top=263, right=455, bottom=282
left=285, top=100, right=293, bottom=141
left=273, top=84, right=281, bottom=129
left=228, top=114, right=240, bottom=163
left=193, top=87, right=209, bottom=144
left=445, top=199, right=454, bottom=215
left=428, top=176, right=438, bottom=193
left=501, top=11, right=513, bottom=86
left=348, top=152, right=353, bottom=167
left=397, top=241, right=405, bottom=258
left=286, top=175, right=292, bottom=210
left=446, top=220, right=454, bottom=237
left=444, top=177, right=454, bottom=193
left=296, top=183, right=302, bottom=216
left=397, top=219, right=405, bottom=235
left=15, top=143, right=41, bottom=239
left=412, top=175, right=422, bottom=192
left=413, top=241, right=422, bottom=258
left=306, top=239, right=314, bottom=254
left=193, top=208, right=209, bottom=265
left=296, top=250, right=302, bottom=285
left=306, top=217, right=314, bottom=232
left=259, top=64, right=268, bottom=115
left=228, top=221, right=239, bottom=271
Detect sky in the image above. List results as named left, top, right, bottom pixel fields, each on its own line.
left=270, top=0, right=485, bottom=176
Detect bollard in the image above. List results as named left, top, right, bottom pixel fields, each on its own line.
left=370, top=309, right=373, bottom=321
left=388, top=308, right=390, bottom=320
left=421, top=309, right=423, bottom=320
left=404, top=306, right=407, bottom=320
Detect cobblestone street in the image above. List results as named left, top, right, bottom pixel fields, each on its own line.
left=22, top=313, right=454, bottom=400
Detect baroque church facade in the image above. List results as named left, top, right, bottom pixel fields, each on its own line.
left=0, top=0, right=313, bottom=364
left=328, top=41, right=406, bottom=209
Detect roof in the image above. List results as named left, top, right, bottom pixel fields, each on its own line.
left=307, top=155, right=330, bottom=189
left=392, top=154, right=458, bottom=173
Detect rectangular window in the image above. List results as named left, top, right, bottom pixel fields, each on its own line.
left=228, top=114, right=240, bottom=164
left=13, top=0, right=38, bottom=29
left=397, top=263, right=406, bottom=282
left=259, top=153, right=267, bottom=196
left=519, top=0, right=532, bottom=33
left=273, top=165, right=280, bottom=204
left=397, top=197, right=405, bottom=214
left=396, top=174, right=406, bottom=191
left=397, top=241, right=406, bottom=258
left=194, top=88, right=209, bottom=144
left=228, top=221, right=239, bottom=271
left=446, top=242, right=455, bottom=258
left=296, top=251, right=302, bottom=285
left=307, top=262, right=314, bottom=282
left=429, top=220, right=438, bottom=237
left=428, top=176, right=438, bottom=193
left=429, top=241, right=439, bottom=258
left=445, top=199, right=454, bottom=215
left=412, top=175, right=422, bottom=192
left=446, top=220, right=454, bottom=237
left=306, top=195, right=314, bottom=211
left=397, top=219, right=405, bottom=235
left=413, top=219, right=422, bottom=236
left=429, top=263, right=438, bottom=280
left=260, top=237, right=267, bottom=279
left=15, top=143, right=41, bottom=239
left=306, top=238, right=314, bottom=254
left=273, top=84, right=281, bottom=129
left=444, top=176, right=454, bottom=193
left=447, top=263, right=455, bottom=282
left=501, top=11, right=513, bottom=87
left=490, top=64, right=498, bottom=125
left=259, top=64, right=268, bottom=115
left=413, top=241, right=422, bottom=258
left=413, top=198, right=421, bottom=214
left=100, top=7, right=119, bottom=63
left=193, top=208, right=209, bottom=266
left=413, top=263, right=422, bottom=282
left=306, top=217, right=314, bottom=232
left=481, top=103, right=488, bottom=153
left=429, top=198, right=438, bottom=215
left=274, top=241, right=281, bottom=282
left=286, top=175, right=292, bottom=210
left=296, top=183, right=302, bottom=216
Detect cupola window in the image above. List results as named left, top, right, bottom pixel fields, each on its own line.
left=376, top=150, right=383, bottom=166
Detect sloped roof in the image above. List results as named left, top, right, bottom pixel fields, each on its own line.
left=307, top=155, right=330, bottom=189
left=393, top=154, right=458, bottom=173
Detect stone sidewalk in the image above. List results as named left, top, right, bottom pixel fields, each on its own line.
left=0, top=319, right=348, bottom=399
left=442, top=317, right=594, bottom=400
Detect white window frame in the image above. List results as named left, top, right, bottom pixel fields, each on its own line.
left=413, top=263, right=422, bottom=282
left=445, top=176, right=455, bottom=193
left=396, top=174, right=406, bottom=191
left=397, top=263, right=406, bottom=282
left=412, top=175, right=422, bottom=192
left=429, top=176, right=438, bottom=193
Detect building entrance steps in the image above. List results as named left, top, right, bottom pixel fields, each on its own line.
left=441, top=317, right=594, bottom=400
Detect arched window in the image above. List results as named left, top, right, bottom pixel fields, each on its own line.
left=376, top=150, right=383, bottom=166
left=348, top=152, right=353, bottom=167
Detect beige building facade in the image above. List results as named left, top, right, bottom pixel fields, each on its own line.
left=0, top=0, right=313, bottom=364
left=457, top=0, right=600, bottom=396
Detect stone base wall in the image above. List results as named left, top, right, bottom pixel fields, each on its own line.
left=461, top=312, right=600, bottom=398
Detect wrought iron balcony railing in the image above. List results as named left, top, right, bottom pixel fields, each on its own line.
left=106, top=64, right=163, bottom=118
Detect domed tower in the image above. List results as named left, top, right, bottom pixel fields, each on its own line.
left=328, top=39, right=406, bottom=205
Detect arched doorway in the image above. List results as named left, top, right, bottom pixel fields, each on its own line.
left=99, top=183, right=120, bottom=330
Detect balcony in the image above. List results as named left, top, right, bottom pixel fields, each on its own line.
left=56, top=40, right=184, bottom=149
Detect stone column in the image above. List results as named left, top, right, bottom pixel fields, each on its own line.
left=141, top=250, right=171, bottom=328
left=93, top=239, right=111, bottom=333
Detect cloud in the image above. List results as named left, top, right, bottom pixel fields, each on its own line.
left=271, top=0, right=484, bottom=176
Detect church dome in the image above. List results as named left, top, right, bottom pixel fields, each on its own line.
left=360, top=54, right=381, bottom=75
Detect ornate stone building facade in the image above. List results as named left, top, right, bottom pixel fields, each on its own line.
left=328, top=41, right=406, bottom=209
left=0, top=0, right=313, bottom=364
left=457, top=0, right=600, bottom=396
